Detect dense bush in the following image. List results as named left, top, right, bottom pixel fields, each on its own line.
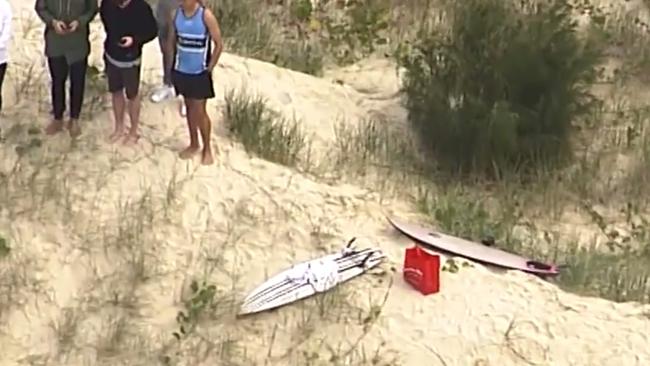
left=398, top=0, right=603, bottom=176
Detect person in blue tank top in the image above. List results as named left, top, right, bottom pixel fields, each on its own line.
left=164, top=0, right=223, bottom=165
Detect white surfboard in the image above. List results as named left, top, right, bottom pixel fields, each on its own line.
left=239, top=238, right=385, bottom=315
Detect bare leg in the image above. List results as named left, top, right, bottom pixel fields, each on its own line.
left=179, top=98, right=200, bottom=159
left=110, top=91, right=126, bottom=142
left=196, top=100, right=214, bottom=165
left=123, top=94, right=141, bottom=145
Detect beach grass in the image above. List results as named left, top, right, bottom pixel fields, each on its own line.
left=0, top=62, right=392, bottom=364
left=2, top=0, right=650, bottom=365
left=224, top=88, right=311, bottom=169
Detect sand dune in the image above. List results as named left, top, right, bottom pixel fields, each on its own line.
left=1, top=2, right=650, bottom=365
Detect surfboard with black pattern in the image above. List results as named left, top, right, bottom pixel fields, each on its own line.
left=239, top=238, right=385, bottom=316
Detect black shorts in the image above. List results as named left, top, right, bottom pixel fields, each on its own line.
left=172, top=70, right=215, bottom=100
left=105, top=56, right=141, bottom=100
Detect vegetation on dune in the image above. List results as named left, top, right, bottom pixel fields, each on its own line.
left=415, top=186, right=650, bottom=303
left=210, top=0, right=650, bottom=305
left=0, top=128, right=390, bottom=364
left=205, top=0, right=322, bottom=75
left=224, top=88, right=311, bottom=168
left=319, top=0, right=650, bottom=304
left=398, top=0, right=603, bottom=176
left=4, top=0, right=650, bottom=365
left=204, top=0, right=397, bottom=75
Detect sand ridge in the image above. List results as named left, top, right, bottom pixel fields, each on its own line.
left=1, top=1, right=650, bottom=365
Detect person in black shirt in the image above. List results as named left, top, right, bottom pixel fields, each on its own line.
left=100, top=0, right=157, bottom=144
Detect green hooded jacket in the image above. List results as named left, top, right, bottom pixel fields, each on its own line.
left=34, top=0, right=98, bottom=64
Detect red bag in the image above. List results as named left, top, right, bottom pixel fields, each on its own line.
left=403, top=245, right=440, bottom=295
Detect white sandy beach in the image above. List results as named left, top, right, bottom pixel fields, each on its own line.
left=1, top=1, right=650, bottom=365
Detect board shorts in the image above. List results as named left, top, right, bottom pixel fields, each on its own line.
left=104, top=55, right=141, bottom=100
left=171, top=69, right=215, bottom=100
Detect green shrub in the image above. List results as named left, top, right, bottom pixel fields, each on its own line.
left=398, top=0, right=602, bottom=176
left=290, top=0, right=313, bottom=23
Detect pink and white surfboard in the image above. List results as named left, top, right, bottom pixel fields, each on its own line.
left=388, top=217, right=559, bottom=276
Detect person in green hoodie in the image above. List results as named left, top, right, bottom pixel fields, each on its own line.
left=35, top=0, right=98, bottom=137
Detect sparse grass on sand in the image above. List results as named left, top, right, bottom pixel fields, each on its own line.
left=4, top=0, right=650, bottom=365
left=220, top=74, right=650, bottom=305
left=0, top=136, right=394, bottom=365
left=0, top=59, right=394, bottom=365
left=222, top=45, right=650, bottom=305
left=326, top=88, right=650, bottom=305
left=204, top=0, right=325, bottom=75
left=192, top=0, right=432, bottom=75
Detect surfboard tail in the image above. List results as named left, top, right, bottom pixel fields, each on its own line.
left=360, top=249, right=384, bottom=268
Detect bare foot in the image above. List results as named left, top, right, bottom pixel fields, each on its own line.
left=108, top=126, right=125, bottom=143
left=45, top=120, right=64, bottom=135
left=201, top=149, right=214, bottom=165
left=179, top=145, right=200, bottom=159
left=68, top=119, right=81, bottom=138
left=122, top=133, right=140, bottom=145
left=109, top=131, right=124, bottom=143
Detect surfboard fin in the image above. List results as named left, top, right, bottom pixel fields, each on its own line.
left=481, top=236, right=495, bottom=247
left=359, top=251, right=375, bottom=268
left=342, top=237, right=357, bottom=256
left=346, top=237, right=357, bottom=248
